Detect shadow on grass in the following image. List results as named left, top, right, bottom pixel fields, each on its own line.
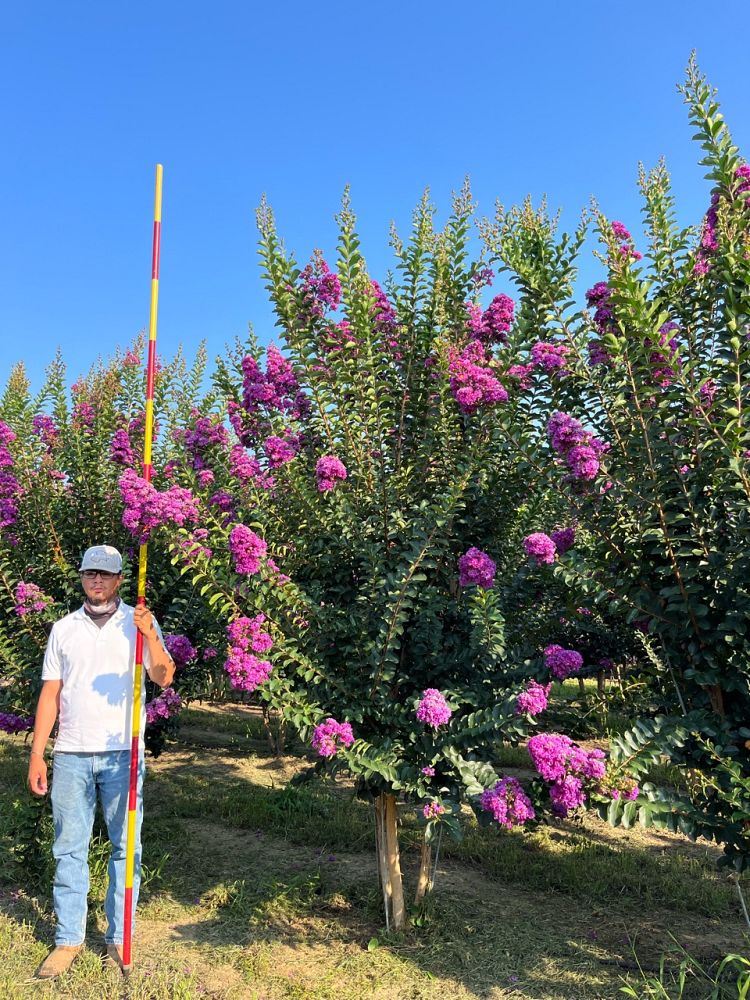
left=1, top=733, right=746, bottom=1000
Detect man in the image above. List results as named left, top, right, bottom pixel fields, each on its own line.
left=27, top=544, right=175, bottom=979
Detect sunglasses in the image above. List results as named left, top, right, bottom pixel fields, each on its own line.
left=80, top=569, right=119, bottom=580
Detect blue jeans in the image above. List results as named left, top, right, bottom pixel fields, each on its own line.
left=50, top=750, right=144, bottom=946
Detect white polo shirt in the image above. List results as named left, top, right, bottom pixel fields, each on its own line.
left=41, top=602, right=163, bottom=753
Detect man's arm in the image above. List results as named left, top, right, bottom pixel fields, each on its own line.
left=134, top=605, right=175, bottom=688
left=27, top=680, right=62, bottom=796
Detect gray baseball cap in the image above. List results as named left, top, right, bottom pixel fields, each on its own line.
left=79, top=545, right=123, bottom=573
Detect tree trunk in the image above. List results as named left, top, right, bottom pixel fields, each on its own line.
left=414, top=837, right=432, bottom=906
left=597, top=670, right=605, bottom=695
left=262, top=705, right=286, bottom=756
left=374, top=792, right=405, bottom=929
left=578, top=676, right=586, bottom=696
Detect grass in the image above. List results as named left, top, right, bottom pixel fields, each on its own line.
left=1, top=706, right=748, bottom=1000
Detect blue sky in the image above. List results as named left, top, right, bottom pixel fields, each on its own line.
left=1, top=2, right=748, bottom=392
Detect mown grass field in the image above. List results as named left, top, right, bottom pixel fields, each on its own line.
left=1, top=701, right=747, bottom=1000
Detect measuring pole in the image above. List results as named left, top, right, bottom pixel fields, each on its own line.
left=122, top=163, right=163, bottom=971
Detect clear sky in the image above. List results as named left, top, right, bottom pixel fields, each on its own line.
left=1, top=2, right=747, bottom=392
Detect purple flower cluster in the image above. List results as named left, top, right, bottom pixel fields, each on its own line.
left=0, top=422, right=20, bottom=537
left=209, top=491, right=235, bottom=524
left=610, top=784, right=639, bottom=802
left=587, top=340, right=610, bottom=366
left=236, top=346, right=308, bottom=443
left=584, top=282, right=615, bottom=367
left=229, top=523, right=268, bottom=575
left=72, top=399, right=96, bottom=433
left=311, top=717, right=355, bottom=758
left=527, top=733, right=606, bottom=816
left=0, top=711, right=34, bottom=734
left=585, top=282, right=615, bottom=334
left=300, top=257, right=342, bottom=316
left=523, top=532, right=557, bottom=565
left=506, top=363, right=536, bottom=390
left=320, top=319, right=358, bottom=361
left=223, top=616, right=273, bottom=693
left=699, top=379, right=717, bottom=408
left=370, top=280, right=401, bottom=358
left=14, top=581, right=52, bottom=617
left=110, top=428, right=134, bottom=467
left=0, top=468, right=21, bottom=536
left=458, top=547, right=496, bottom=589
left=647, top=322, right=680, bottom=387
left=264, top=434, right=299, bottom=468
left=227, top=614, right=273, bottom=654
left=421, top=765, right=436, bottom=777
left=266, top=557, right=291, bottom=585
left=316, top=455, right=347, bottom=492
left=422, top=801, right=446, bottom=820
left=229, top=445, right=275, bottom=491
left=515, top=680, right=551, bottom=717
left=544, top=644, right=584, bottom=680
left=32, top=414, right=59, bottom=449
left=449, top=341, right=508, bottom=414
left=145, top=687, right=182, bottom=725
left=183, top=414, right=230, bottom=467
left=0, top=422, right=16, bottom=467
left=0, top=420, right=21, bottom=544
left=548, top=412, right=608, bottom=482
left=465, top=294, right=515, bottom=345
left=736, top=164, right=750, bottom=198
left=480, top=776, right=536, bottom=829
left=550, top=526, right=576, bottom=554
left=119, top=469, right=200, bottom=543
left=694, top=167, right=750, bottom=275
left=530, top=341, right=571, bottom=374
left=472, top=266, right=495, bottom=289
left=416, top=688, right=452, bottom=728
left=610, top=220, right=643, bottom=262
left=164, top=634, right=197, bottom=667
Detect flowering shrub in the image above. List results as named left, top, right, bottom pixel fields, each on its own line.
left=484, top=58, right=750, bottom=868
left=0, top=338, right=228, bottom=756
left=165, top=186, right=593, bottom=925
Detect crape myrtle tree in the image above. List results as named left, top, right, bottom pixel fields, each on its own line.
left=0, top=339, right=228, bottom=763
left=481, top=57, right=750, bottom=873
left=149, top=189, right=641, bottom=928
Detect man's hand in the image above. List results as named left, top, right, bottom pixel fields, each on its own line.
left=28, top=754, right=48, bottom=796
left=134, top=604, right=176, bottom=688
left=134, top=605, right=157, bottom=638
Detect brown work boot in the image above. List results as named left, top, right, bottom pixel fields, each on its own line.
left=104, top=943, right=129, bottom=975
left=35, top=944, right=83, bottom=979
